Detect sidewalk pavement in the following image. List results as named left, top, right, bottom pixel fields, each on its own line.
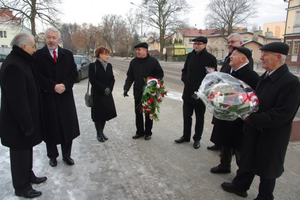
left=0, top=59, right=300, bottom=200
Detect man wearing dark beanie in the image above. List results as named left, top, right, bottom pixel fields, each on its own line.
left=221, top=42, right=300, bottom=199
left=123, top=42, right=164, bottom=140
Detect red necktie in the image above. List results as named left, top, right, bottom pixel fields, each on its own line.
left=53, top=50, right=57, bottom=62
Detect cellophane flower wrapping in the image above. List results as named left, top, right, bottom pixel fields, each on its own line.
left=141, top=77, right=167, bottom=121
left=194, top=71, right=259, bottom=121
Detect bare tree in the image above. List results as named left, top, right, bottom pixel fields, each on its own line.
left=205, top=0, right=259, bottom=36
left=122, top=11, right=138, bottom=58
left=0, top=0, right=61, bottom=36
left=72, top=23, right=102, bottom=56
left=59, top=23, right=78, bottom=52
left=101, top=14, right=126, bottom=56
left=142, top=0, right=190, bottom=60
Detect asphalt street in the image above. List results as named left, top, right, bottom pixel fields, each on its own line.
left=0, top=57, right=299, bottom=200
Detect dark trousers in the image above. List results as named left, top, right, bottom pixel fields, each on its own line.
left=233, top=170, right=276, bottom=200
left=10, top=148, right=33, bottom=193
left=46, top=140, right=73, bottom=159
left=94, top=120, right=106, bottom=135
left=220, top=146, right=241, bottom=169
left=135, top=100, right=153, bottom=136
left=183, top=101, right=206, bottom=141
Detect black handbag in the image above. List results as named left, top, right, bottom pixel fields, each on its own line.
left=85, top=63, right=96, bottom=107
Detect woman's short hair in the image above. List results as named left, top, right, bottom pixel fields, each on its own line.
left=95, top=46, right=110, bottom=58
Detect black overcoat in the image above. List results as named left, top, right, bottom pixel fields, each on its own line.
left=124, top=54, right=164, bottom=101
left=0, top=46, right=43, bottom=149
left=240, top=64, right=300, bottom=179
left=181, top=48, right=217, bottom=105
left=211, top=64, right=259, bottom=149
left=89, top=60, right=117, bottom=121
left=33, top=46, right=80, bottom=144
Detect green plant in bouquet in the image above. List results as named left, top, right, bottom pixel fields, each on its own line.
left=141, top=77, right=167, bottom=121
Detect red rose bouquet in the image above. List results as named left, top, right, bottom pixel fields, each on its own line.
left=141, top=77, right=167, bottom=121
left=194, top=71, right=259, bottom=121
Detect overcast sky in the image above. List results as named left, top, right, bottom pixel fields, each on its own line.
left=57, top=0, right=288, bottom=32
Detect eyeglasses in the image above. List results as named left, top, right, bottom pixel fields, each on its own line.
left=193, top=43, right=204, bottom=46
left=227, top=40, right=239, bottom=44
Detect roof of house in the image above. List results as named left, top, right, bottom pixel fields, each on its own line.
left=0, top=9, right=20, bottom=23
left=178, top=29, right=218, bottom=37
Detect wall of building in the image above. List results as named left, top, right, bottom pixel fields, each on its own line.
left=263, top=22, right=286, bottom=38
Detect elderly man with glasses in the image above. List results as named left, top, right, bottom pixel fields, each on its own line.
left=174, top=36, right=217, bottom=149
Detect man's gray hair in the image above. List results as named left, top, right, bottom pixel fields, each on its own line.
left=228, top=33, right=243, bottom=42
left=45, top=27, right=61, bottom=38
left=10, top=32, right=34, bottom=48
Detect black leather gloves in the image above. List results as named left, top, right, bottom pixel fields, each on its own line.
left=123, top=89, right=129, bottom=97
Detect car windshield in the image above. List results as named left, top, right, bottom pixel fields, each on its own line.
left=74, top=57, right=81, bottom=65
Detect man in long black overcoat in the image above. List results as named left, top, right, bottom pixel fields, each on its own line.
left=0, top=32, right=47, bottom=198
left=221, top=42, right=300, bottom=199
left=34, top=27, right=80, bottom=167
left=174, top=36, right=217, bottom=149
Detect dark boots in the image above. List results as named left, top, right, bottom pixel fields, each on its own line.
left=94, top=121, right=107, bottom=142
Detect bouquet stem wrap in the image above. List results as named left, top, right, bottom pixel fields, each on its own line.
left=141, top=77, right=167, bottom=121
left=194, top=71, right=259, bottom=121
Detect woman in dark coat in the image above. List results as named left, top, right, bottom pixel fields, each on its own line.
left=89, top=46, right=117, bottom=142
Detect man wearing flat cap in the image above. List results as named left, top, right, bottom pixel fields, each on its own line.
left=210, top=46, right=259, bottom=174
left=221, top=42, right=300, bottom=199
left=174, top=36, right=217, bottom=149
left=123, top=42, right=164, bottom=140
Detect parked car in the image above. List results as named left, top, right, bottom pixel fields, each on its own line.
left=73, top=55, right=91, bottom=82
left=0, top=53, right=8, bottom=68
left=217, top=57, right=226, bottom=65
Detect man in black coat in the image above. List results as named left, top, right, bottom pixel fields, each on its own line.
left=34, top=27, right=80, bottom=167
left=210, top=46, right=259, bottom=174
left=221, top=42, right=300, bottom=199
left=208, top=33, right=254, bottom=151
left=0, top=32, right=47, bottom=198
left=123, top=42, right=164, bottom=140
left=174, top=36, right=217, bottom=149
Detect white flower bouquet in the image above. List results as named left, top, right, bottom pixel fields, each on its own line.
left=194, top=71, right=259, bottom=121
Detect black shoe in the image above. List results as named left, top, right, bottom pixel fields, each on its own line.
left=49, top=158, right=57, bottom=167
left=97, top=135, right=105, bottom=142
left=207, top=145, right=221, bottom=151
left=102, top=133, right=108, bottom=140
left=144, top=135, right=151, bottom=140
left=221, top=182, right=248, bottom=197
left=194, top=141, right=200, bottom=149
left=31, top=176, right=47, bottom=184
left=210, top=165, right=231, bottom=174
left=63, top=157, right=74, bottom=165
left=15, top=189, right=42, bottom=198
left=132, top=134, right=144, bottom=139
left=174, top=137, right=190, bottom=143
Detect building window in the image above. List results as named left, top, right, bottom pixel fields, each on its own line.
left=292, top=41, right=299, bottom=55
left=286, top=41, right=292, bottom=55
left=0, top=31, right=7, bottom=38
left=296, top=12, right=300, bottom=26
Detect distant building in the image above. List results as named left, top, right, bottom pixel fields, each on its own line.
left=284, top=0, right=300, bottom=68
left=0, top=9, right=31, bottom=51
left=263, top=21, right=286, bottom=39
left=166, top=28, right=281, bottom=65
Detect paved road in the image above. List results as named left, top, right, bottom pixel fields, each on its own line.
left=0, top=57, right=299, bottom=200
